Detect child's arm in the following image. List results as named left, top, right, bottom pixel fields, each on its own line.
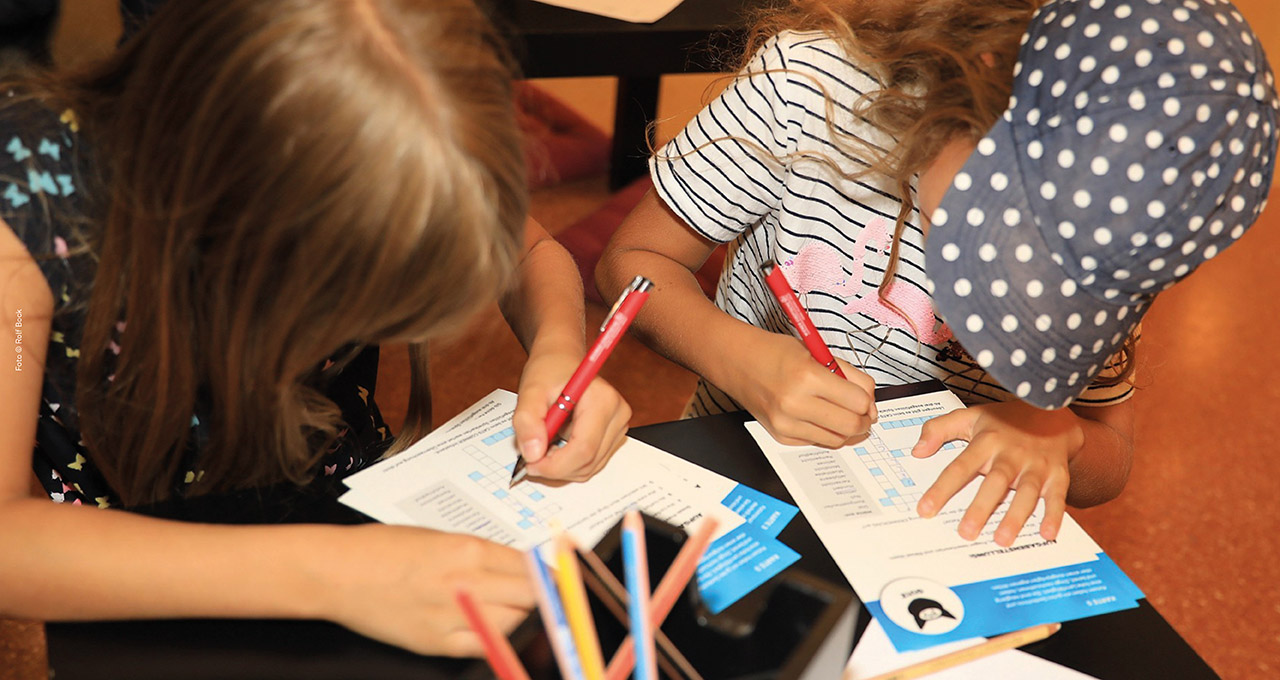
left=498, top=217, right=630, bottom=481
left=0, top=222, right=532, bottom=656
left=911, top=399, right=1134, bottom=547
left=598, top=191, right=876, bottom=448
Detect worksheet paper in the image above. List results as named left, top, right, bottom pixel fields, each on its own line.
left=340, top=390, right=799, bottom=613
left=845, top=619, right=1098, bottom=680
left=747, top=387, right=1142, bottom=651
left=530, top=0, right=683, bottom=23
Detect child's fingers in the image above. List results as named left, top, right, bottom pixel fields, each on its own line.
left=512, top=389, right=553, bottom=464
left=456, top=573, right=537, bottom=610
left=804, top=397, right=873, bottom=444
left=525, top=431, right=588, bottom=480
left=994, top=477, right=1044, bottom=546
left=916, top=439, right=988, bottom=517
left=768, top=409, right=860, bottom=453
left=765, top=415, right=849, bottom=449
left=822, top=369, right=876, bottom=419
left=958, top=469, right=1015, bottom=540
left=576, top=405, right=631, bottom=480
left=527, top=382, right=630, bottom=482
left=1039, top=477, right=1069, bottom=541
left=433, top=604, right=528, bottom=656
left=833, top=359, right=878, bottom=420
left=912, top=409, right=976, bottom=459
left=434, top=630, right=486, bottom=658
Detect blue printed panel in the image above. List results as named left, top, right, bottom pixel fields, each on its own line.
left=867, top=553, right=1143, bottom=652
left=696, top=523, right=799, bottom=614
left=719, top=484, right=798, bottom=538
left=482, top=427, right=516, bottom=446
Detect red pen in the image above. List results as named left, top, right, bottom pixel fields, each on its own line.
left=509, top=275, right=653, bottom=486
left=760, top=261, right=846, bottom=379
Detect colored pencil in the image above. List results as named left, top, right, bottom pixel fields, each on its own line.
left=526, top=549, right=587, bottom=680
left=605, top=517, right=720, bottom=680
left=454, top=588, right=532, bottom=680
left=622, top=511, right=656, bottom=680
left=554, top=531, right=608, bottom=680
left=846, top=622, right=1062, bottom=680
left=575, top=540, right=702, bottom=680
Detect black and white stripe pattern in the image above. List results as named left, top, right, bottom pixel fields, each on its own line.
left=651, top=32, right=1133, bottom=416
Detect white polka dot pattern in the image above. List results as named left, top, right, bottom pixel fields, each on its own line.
left=925, top=0, right=1279, bottom=408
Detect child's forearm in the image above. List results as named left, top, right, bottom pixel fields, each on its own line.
left=597, top=244, right=773, bottom=396
left=1065, top=402, right=1135, bottom=507
left=499, top=218, right=587, bottom=360
left=0, top=497, right=333, bottom=621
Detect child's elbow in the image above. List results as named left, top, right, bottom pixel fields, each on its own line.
left=595, top=243, right=628, bottom=302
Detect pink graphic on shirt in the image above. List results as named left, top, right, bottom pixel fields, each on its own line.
left=781, top=218, right=951, bottom=345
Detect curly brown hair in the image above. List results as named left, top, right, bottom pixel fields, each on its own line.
left=732, top=0, right=1136, bottom=389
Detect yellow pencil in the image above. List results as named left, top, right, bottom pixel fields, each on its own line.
left=848, top=622, right=1062, bottom=680
left=554, top=531, right=607, bottom=680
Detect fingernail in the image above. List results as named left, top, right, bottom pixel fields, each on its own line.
left=520, top=438, right=545, bottom=462
left=917, top=499, right=934, bottom=517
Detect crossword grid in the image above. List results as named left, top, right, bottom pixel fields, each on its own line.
left=465, top=427, right=561, bottom=529
left=854, top=416, right=963, bottom=513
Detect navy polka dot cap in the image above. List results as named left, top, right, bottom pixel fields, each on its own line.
left=926, top=0, right=1279, bottom=409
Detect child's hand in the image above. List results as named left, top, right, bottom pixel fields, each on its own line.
left=512, top=349, right=631, bottom=482
left=731, top=331, right=877, bottom=448
left=329, top=526, right=534, bottom=656
left=912, top=402, right=1086, bottom=547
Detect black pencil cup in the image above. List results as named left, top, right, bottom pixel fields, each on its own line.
left=465, top=514, right=858, bottom=680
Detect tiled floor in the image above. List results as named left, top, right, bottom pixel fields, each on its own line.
left=3, top=2, right=1279, bottom=679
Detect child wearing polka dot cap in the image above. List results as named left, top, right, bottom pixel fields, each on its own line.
left=601, top=0, right=1275, bottom=547
left=922, top=0, right=1277, bottom=411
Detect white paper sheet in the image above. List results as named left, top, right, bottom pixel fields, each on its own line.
left=746, top=389, right=1102, bottom=596
left=845, top=619, right=1098, bottom=679
left=530, top=0, right=684, bottom=23
left=747, top=387, right=1143, bottom=652
left=341, top=389, right=742, bottom=551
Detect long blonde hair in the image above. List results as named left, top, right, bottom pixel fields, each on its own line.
left=21, top=0, right=526, bottom=505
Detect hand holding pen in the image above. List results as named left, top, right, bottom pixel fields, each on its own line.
left=511, top=276, right=653, bottom=486
left=738, top=262, right=877, bottom=448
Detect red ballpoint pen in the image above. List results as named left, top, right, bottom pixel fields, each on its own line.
left=760, top=260, right=847, bottom=379
left=509, top=275, right=653, bottom=487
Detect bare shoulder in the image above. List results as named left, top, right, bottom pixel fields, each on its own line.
left=0, top=216, right=53, bottom=317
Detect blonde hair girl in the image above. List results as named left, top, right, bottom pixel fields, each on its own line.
left=0, top=0, right=629, bottom=656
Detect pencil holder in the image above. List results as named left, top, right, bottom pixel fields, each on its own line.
left=467, top=514, right=859, bottom=680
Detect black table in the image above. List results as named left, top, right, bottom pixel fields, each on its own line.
left=483, top=0, right=778, bottom=188
left=45, top=381, right=1219, bottom=679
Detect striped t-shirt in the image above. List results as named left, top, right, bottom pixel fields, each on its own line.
left=650, top=31, right=1133, bottom=416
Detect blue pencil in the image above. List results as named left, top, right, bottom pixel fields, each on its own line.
left=622, top=511, right=656, bottom=680
left=527, top=548, right=587, bottom=680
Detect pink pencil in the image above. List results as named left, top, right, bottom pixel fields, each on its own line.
left=604, top=517, right=719, bottom=680
left=455, top=588, right=532, bottom=680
